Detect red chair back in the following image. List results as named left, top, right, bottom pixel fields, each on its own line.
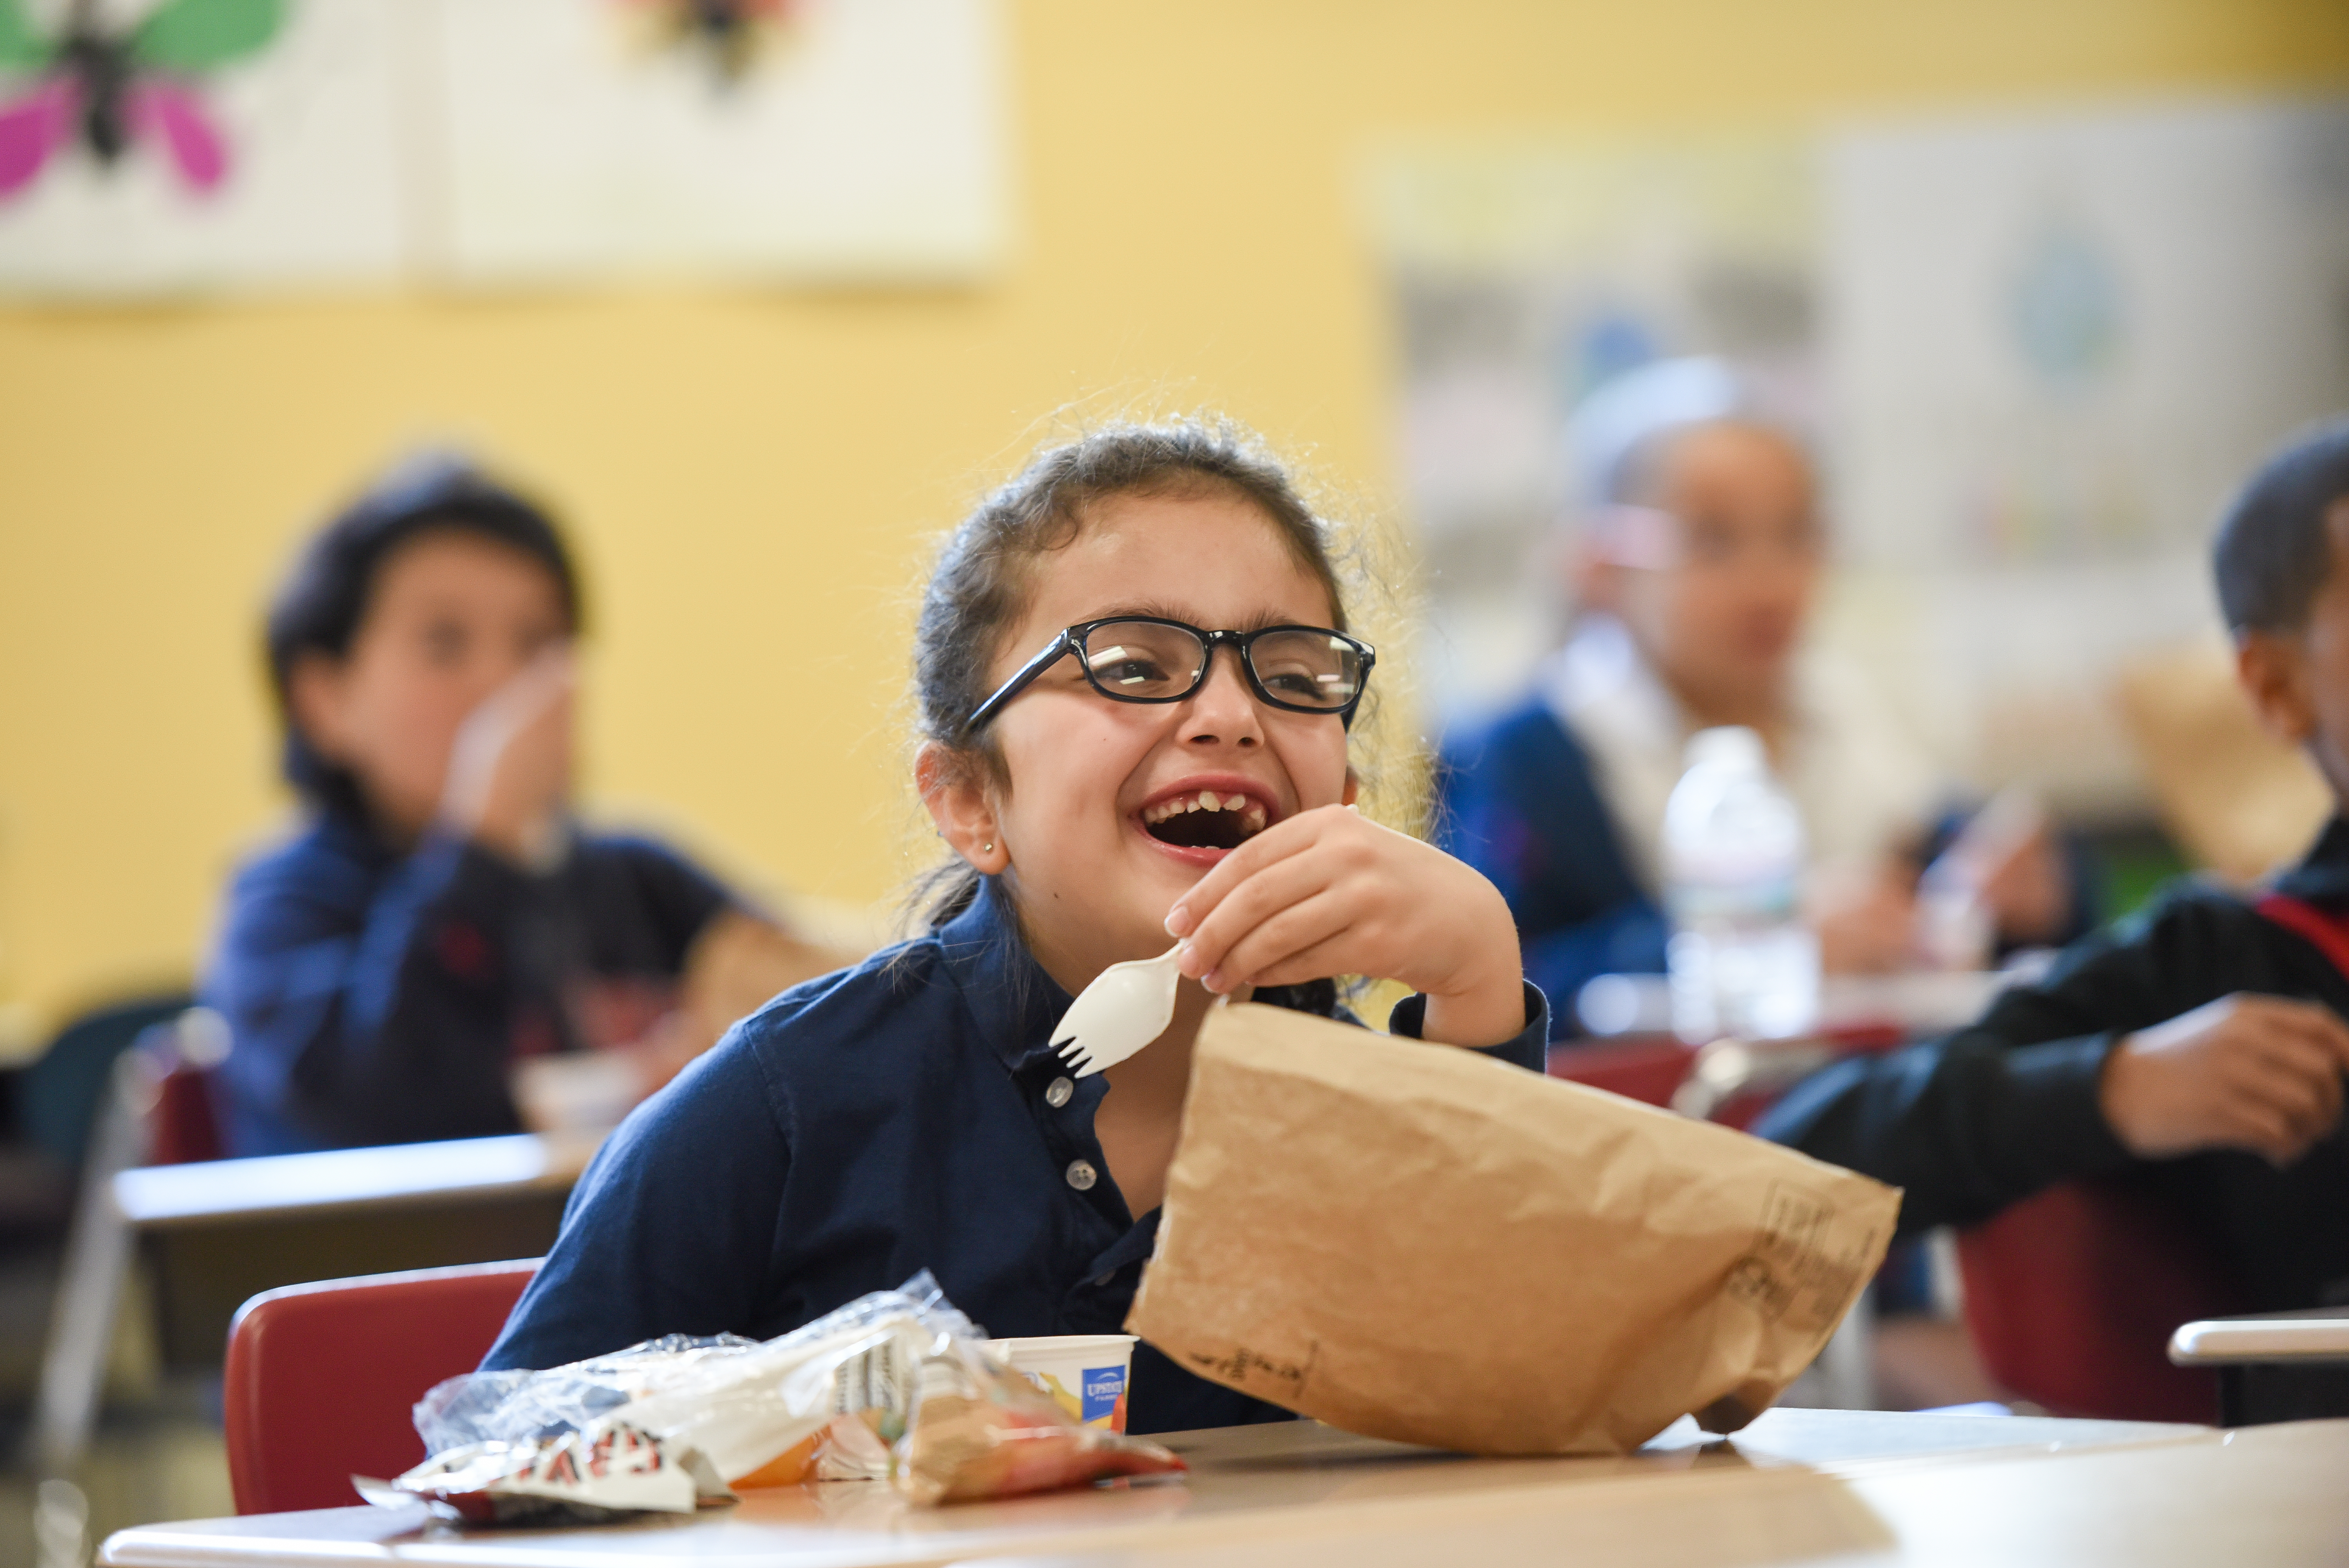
left=148, top=1058, right=224, bottom=1165
left=1545, top=1037, right=1696, bottom=1107
left=224, top=1258, right=541, bottom=1513
left=122, top=1009, right=228, bottom=1165
left=1956, top=1177, right=2244, bottom=1424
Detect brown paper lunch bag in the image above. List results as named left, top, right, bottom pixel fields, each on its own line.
left=1126, top=1001, right=1901, bottom=1454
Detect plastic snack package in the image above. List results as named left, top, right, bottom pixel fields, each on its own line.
left=896, top=1337, right=1185, bottom=1506
left=371, top=1275, right=954, bottom=1520
left=365, top=1272, right=1181, bottom=1521
left=414, top=1274, right=968, bottom=1483
left=354, top=1422, right=731, bottom=1526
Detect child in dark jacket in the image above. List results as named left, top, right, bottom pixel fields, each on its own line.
left=206, top=457, right=829, bottom=1156
left=1758, top=418, right=2349, bottom=1311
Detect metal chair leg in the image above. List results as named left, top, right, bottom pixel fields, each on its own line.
left=27, top=1050, right=153, bottom=1481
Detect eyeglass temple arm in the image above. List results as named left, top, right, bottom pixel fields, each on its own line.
left=959, top=630, right=1077, bottom=738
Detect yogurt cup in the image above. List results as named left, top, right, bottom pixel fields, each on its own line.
left=984, top=1334, right=1137, bottom=1433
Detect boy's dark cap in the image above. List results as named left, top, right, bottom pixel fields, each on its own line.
left=2214, top=415, right=2349, bottom=636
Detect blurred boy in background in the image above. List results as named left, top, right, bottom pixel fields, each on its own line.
left=1759, top=419, right=2349, bottom=1312
left=206, top=456, right=842, bottom=1156
left=1436, top=358, right=2083, bottom=1035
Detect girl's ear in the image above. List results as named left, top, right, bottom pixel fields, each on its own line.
left=916, top=741, right=1009, bottom=875
left=287, top=653, right=356, bottom=764
left=2237, top=631, right=2318, bottom=747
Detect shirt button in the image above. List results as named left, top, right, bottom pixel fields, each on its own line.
left=1045, top=1076, right=1074, bottom=1108
left=1065, top=1159, right=1098, bottom=1192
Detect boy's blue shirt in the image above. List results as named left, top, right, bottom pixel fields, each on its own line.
left=205, top=811, right=732, bottom=1157
left=484, top=877, right=1551, bottom=1435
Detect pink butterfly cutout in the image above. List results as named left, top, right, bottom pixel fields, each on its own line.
left=0, top=77, right=71, bottom=196
left=129, top=78, right=228, bottom=189
left=0, top=74, right=228, bottom=197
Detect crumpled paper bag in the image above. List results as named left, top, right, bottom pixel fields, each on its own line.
left=1126, top=1003, right=1900, bottom=1454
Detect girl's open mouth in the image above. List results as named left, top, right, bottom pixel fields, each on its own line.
left=1140, top=788, right=1271, bottom=852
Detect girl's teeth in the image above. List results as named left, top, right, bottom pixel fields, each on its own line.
left=1145, top=790, right=1267, bottom=826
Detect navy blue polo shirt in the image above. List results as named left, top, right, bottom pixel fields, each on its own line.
left=483, top=878, right=1550, bottom=1434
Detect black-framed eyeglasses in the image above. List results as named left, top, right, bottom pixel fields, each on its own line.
left=962, top=616, right=1376, bottom=736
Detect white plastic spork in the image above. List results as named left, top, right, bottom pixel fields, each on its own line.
left=1051, top=944, right=1186, bottom=1077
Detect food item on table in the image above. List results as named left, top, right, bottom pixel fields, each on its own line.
left=364, top=1274, right=1182, bottom=1523
left=899, top=1340, right=1183, bottom=1506
left=355, top=1422, right=729, bottom=1526
left=984, top=1334, right=1138, bottom=1432
left=1128, top=1002, right=1901, bottom=1455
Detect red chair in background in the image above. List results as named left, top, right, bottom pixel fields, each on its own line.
left=138, top=1022, right=226, bottom=1166
left=1544, top=1037, right=1697, bottom=1108
left=223, top=1258, right=541, bottom=1514
left=1547, top=1031, right=1894, bottom=1128
left=1956, top=1177, right=2246, bottom=1424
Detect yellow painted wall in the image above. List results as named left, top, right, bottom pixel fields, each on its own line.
left=3, top=0, right=2346, bottom=1037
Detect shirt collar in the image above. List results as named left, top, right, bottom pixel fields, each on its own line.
left=312, top=807, right=395, bottom=865
left=929, top=877, right=1344, bottom=1076
left=932, top=878, right=1073, bottom=1076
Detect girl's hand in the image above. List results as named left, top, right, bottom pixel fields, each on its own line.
left=1162, top=805, right=1526, bottom=1048
left=440, top=649, right=576, bottom=867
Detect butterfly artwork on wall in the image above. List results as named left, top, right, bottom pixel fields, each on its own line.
left=0, top=0, right=285, bottom=201
left=623, top=0, right=796, bottom=88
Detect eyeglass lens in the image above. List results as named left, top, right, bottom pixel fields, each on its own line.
left=1078, top=620, right=1362, bottom=709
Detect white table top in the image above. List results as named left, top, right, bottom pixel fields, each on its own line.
left=111, top=1133, right=604, bottom=1228
left=96, top=1407, right=2255, bottom=1568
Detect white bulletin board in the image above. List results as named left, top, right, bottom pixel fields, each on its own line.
left=0, top=0, right=1009, bottom=296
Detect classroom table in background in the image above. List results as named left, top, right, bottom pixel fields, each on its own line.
left=1571, top=968, right=2031, bottom=1046
left=1553, top=968, right=2027, bottom=1125
left=32, top=1131, right=598, bottom=1479
left=96, top=1408, right=2349, bottom=1568
left=114, top=1131, right=598, bottom=1364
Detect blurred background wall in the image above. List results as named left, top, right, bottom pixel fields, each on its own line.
left=3, top=0, right=2347, bottom=1042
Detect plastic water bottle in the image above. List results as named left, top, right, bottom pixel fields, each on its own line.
left=1662, top=726, right=1819, bottom=1042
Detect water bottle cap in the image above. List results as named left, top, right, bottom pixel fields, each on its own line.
left=1683, top=725, right=1766, bottom=772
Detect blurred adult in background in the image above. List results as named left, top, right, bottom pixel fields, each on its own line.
left=206, top=456, right=841, bottom=1156
left=1436, top=359, right=2087, bottom=1037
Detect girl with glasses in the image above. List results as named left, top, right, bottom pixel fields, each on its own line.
left=484, top=418, right=1546, bottom=1434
